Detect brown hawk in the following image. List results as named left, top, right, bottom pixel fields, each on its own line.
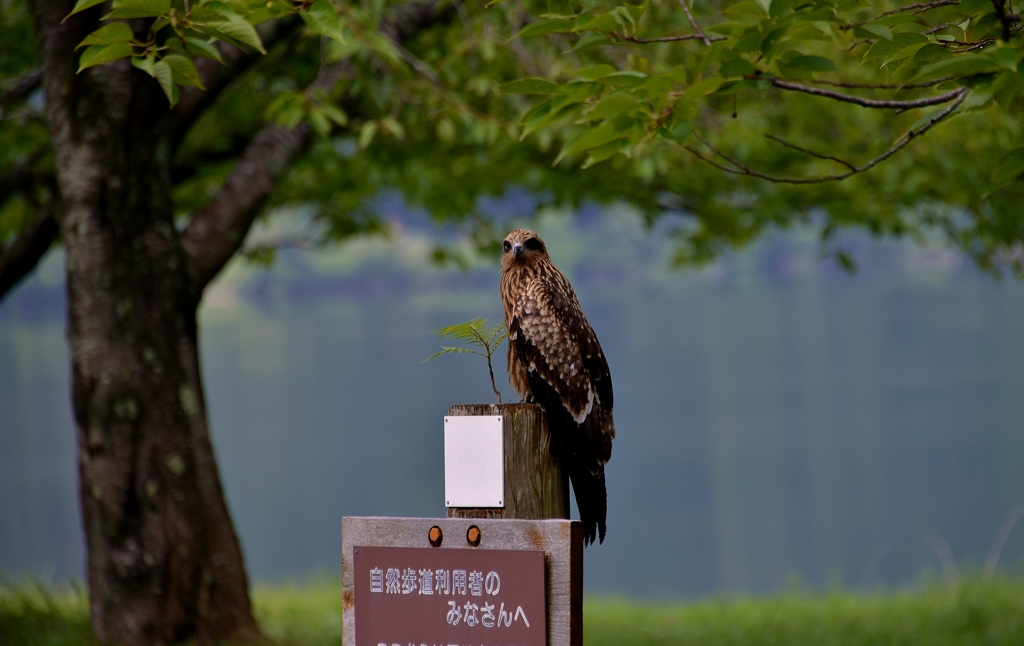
left=500, top=228, right=614, bottom=545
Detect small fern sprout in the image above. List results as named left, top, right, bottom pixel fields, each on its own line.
left=422, top=317, right=508, bottom=403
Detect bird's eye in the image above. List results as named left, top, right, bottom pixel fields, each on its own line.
left=503, top=240, right=512, bottom=252
left=524, top=238, right=541, bottom=251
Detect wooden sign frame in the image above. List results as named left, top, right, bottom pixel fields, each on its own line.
left=343, top=516, right=583, bottom=646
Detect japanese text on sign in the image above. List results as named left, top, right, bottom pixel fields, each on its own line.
left=353, top=545, right=546, bottom=646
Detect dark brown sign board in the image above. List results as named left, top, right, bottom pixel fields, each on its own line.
left=354, top=545, right=546, bottom=646
left=343, top=517, right=582, bottom=646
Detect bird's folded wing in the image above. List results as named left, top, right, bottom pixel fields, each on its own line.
left=510, top=280, right=604, bottom=423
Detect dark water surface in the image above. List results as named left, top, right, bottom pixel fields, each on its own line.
left=2, top=213, right=1023, bottom=598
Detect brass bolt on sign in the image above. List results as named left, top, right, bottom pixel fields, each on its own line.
left=429, top=526, right=443, bottom=547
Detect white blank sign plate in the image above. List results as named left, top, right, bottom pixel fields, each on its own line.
left=444, top=415, right=504, bottom=508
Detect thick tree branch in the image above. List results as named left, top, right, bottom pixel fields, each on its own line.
left=0, top=208, right=59, bottom=299
left=765, top=78, right=967, bottom=109
left=0, top=69, right=42, bottom=118
left=181, top=0, right=451, bottom=290
left=171, top=17, right=304, bottom=145
left=180, top=120, right=313, bottom=289
left=684, top=88, right=967, bottom=184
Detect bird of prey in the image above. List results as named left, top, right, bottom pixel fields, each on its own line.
left=499, top=228, right=614, bottom=545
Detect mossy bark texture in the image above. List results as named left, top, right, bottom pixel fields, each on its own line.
left=31, top=2, right=261, bottom=644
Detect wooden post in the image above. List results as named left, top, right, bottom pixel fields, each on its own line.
left=341, top=404, right=582, bottom=646
left=447, top=403, right=569, bottom=520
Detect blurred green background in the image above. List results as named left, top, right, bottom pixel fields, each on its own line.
left=3, top=206, right=1023, bottom=598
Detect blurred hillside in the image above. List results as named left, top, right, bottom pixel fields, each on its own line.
left=2, top=208, right=1023, bottom=597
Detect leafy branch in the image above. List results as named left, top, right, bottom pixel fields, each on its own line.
left=66, top=0, right=348, bottom=107
left=499, top=0, right=1022, bottom=190
left=683, top=88, right=968, bottom=185
left=423, top=317, right=508, bottom=404
left=763, top=79, right=968, bottom=110
left=842, top=0, right=961, bottom=30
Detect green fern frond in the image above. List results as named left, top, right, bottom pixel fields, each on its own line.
left=423, top=317, right=507, bottom=403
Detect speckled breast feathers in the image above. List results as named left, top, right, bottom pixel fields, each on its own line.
left=499, top=229, right=614, bottom=465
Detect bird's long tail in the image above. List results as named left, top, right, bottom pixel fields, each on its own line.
left=567, top=460, right=607, bottom=546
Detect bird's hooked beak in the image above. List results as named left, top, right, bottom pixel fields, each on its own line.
left=512, top=242, right=523, bottom=258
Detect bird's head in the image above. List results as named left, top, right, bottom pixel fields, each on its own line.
left=501, top=229, right=548, bottom=270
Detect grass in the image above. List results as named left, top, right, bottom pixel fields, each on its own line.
left=0, top=578, right=96, bottom=646
left=3, top=575, right=1024, bottom=645
left=584, top=578, right=1024, bottom=646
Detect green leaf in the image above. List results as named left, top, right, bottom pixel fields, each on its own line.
left=77, top=43, right=133, bottom=72
left=682, top=76, right=727, bottom=100
left=359, top=121, right=378, bottom=149
left=759, top=25, right=789, bottom=58
left=301, top=0, right=346, bottom=43
left=914, top=43, right=950, bottom=66
left=725, top=1, right=767, bottom=16
left=911, top=54, right=1000, bottom=81
left=572, top=64, right=617, bottom=80
left=581, top=139, right=628, bottom=168
left=574, top=12, right=620, bottom=33
left=184, top=37, right=225, bottom=64
left=545, top=0, right=580, bottom=18
left=587, top=92, right=642, bottom=120
left=992, top=70, right=1022, bottom=107
left=76, top=23, right=135, bottom=49
left=877, top=15, right=924, bottom=27
left=558, top=80, right=600, bottom=101
left=501, top=78, right=560, bottom=94
left=958, top=0, right=990, bottom=16
left=163, top=54, right=203, bottom=88
left=380, top=117, right=405, bottom=140
left=66, top=0, right=108, bottom=19
left=319, top=103, right=348, bottom=126
left=720, top=58, right=757, bottom=77
left=992, top=47, right=1023, bottom=70
left=309, top=110, right=331, bottom=136
left=636, top=75, right=675, bottom=94
left=520, top=102, right=569, bottom=140
left=569, top=33, right=611, bottom=53
left=514, top=19, right=575, bottom=38
left=990, top=147, right=1024, bottom=190
left=519, top=100, right=575, bottom=140
left=268, top=93, right=305, bottom=128
left=600, top=70, right=648, bottom=88
left=204, top=12, right=266, bottom=54
left=130, top=53, right=156, bottom=76
left=622, top=1, right=648, bottom=24
left=554, top=116, right=633, bottom=165
left=659, top=120, right=691, bottom=144
left=152, top=60, right=179, bottom=106
left=783, top=55, right=836, bottom=71
left=861, top=24, right=893, bottom=41
left=105, top=0, right=170, bottom=19
left=421, top=346, right=482, bottom=363
left=864, top=32, right=928, bottom=61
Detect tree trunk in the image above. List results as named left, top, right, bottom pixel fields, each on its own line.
left=32, top=2, right=260, bottom=643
